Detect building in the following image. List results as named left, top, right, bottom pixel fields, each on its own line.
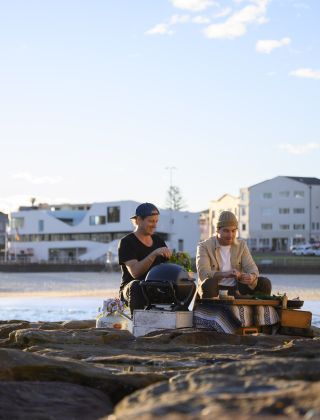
left=0, top=212, right=8, bottom=259
left=239, top=176, right=320, bottom=251
left=208, top=194, right=239, bottom=238
left=8, top=200, right=201, bottom=262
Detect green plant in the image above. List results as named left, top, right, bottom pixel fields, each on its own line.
left=169, top=251, right=192, bottom=272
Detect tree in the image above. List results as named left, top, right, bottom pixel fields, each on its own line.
left=166, top=185, right=187, bottom=210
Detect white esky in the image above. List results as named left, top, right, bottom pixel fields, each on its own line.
left=0, top=0, right=319, bottom=213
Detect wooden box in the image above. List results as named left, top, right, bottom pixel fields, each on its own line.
left=279, top=309, right=312, bottom=328
left=128, top=309, right=193, bottom=337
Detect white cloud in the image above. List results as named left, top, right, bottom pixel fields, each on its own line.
left=192, top=15, right=211, bottom=24
left=256, top=37, right=291, bottom=54
left=145, top=23, right=175, bottom=36
left=212, top=7, right=232, bottom=19
left=278, top=143, right=320, bottom=155
left=11, top=172, right=63, bottom=185
left=171, top=0, right=215, bottom=12
left=169, top=14, right=190, bottom=24
left=146, top=23, right=173, bottom=36
left=146, top=14, right=191, bottom=36
left=204, top=0, right=269, bottom=39
left=289, top=68, right=320, bottom=80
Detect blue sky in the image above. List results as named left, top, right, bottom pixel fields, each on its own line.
left=0, top=0, right=319, bottom=213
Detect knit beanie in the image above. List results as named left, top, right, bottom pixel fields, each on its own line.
left=217, top=211, right=238, bottom=229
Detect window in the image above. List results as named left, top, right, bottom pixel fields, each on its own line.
left=280, top=224, right=290, bottom=230
left=241, top=207, right=246, bottom=216
left=279, top=208, right=290, bottom=214
left=259, top=238, right=269, bottom=246
left=107, top=206, right=120, bottom=223
left=178, top=239, right=184, bottom=252
left=89, top=216, right=106, bottom=225
left=261, top=207, right=272, bottom=216
left=294, top=224, right=305, bottom=230
left=279, top=191, right=290, bottom=198
left=12, top=217, right=24, bottom=229
left=262, top=192, right=272, bottom=199
left=242, top=224, right=246, bottom=231
left=293, top=208, right=305, bottom=214
left=38, top=220, right=44, bottom=232
left=261, top=224, right=272, bottom=230
left=294, top=191, right=304, bottom=198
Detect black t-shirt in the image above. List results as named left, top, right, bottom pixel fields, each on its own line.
left=118, top=232, right=167, bottom=291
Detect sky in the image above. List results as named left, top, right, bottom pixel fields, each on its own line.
left=0, top=0, right=319, bottom=213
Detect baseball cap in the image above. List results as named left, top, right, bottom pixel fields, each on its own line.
left=130, top=202, right=160, bottom=219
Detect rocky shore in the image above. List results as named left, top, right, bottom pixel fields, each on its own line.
left=1, top=320, right=320, bottom=419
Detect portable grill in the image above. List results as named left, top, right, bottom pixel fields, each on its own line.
left=141, top=263, right=196, bottom=311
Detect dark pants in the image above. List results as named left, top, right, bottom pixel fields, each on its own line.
left=121, top=280, right=146, bottom=313
left=199, top=276, right=272, bottom=299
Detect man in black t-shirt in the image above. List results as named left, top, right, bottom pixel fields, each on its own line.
left=118, top=202, right=172, bottom=313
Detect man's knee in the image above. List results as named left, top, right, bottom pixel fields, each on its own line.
left=123, top=280, right=146, bottom=312
left=257, top=276, right=272, bottom=295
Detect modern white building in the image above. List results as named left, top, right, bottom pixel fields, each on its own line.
left=239, top=176, right=320, bottom=251
left=8, top=200, right=201, bottom=262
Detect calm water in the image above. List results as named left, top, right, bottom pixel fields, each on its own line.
left=0, top=272, right=319, bottom=326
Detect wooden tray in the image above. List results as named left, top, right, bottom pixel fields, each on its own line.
left=200, top=298, right=282, bottom=306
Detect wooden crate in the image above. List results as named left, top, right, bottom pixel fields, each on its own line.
left=279, top=309, right=312, bottom=328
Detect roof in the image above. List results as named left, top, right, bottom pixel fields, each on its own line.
left=286, top=176, right=320, bottom=186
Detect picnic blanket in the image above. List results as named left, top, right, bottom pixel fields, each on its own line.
left=193, top=301, right=279, bottom=334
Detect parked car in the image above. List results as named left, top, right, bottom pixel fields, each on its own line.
left=291, top=245, right=316, bottom=256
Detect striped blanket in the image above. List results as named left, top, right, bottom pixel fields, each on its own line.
left=194, top=302, right=279, bottom=334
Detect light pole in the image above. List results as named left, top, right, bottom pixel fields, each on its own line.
left=165, top=166, right=176, bottom=210
left=165, top=166, right=177, bottom=250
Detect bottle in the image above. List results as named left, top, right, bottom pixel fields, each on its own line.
left=282, top=293, right=288, bottom=309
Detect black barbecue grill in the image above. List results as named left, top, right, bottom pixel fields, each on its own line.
left=141, top=263, right=196, bottom=311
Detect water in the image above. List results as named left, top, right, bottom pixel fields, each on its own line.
left=0, top=272, right=319, bottom=326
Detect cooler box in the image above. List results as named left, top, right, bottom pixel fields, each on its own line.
left=128, top=309, right=193, bottom=337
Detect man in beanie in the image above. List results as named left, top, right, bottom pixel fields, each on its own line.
left=118, top=202, right=172, bottom=313
left=196, top=211, right=271, bottom=298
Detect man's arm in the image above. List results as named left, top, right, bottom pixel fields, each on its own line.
left=238, top=243, right=259, bottom=289
left=125, top=247, right=171, bottom=279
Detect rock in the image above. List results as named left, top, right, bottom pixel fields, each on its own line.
left=61, top=319, right=96, bottom=329
left=0, top=381, right=112, bottom=419
left=0, top=322, right=30, bottom=339
left=0, top=348, right=168, bottom=405
left=10, top=327, right=134, bottom=348
left=0, top=321, right=319, bottom=419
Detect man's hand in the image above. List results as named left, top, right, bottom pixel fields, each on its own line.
left=239, top=273, right=255, bottom=285
left=152, top=247, right=172, bottom=259
left=226, top=269, right=241, bottom=279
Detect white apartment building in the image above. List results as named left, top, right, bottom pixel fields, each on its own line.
left=239, top=176, right=320, bottom=251
left=8, top=200, right=201, bottom=262
left=208, top=194, right=239, bottom=238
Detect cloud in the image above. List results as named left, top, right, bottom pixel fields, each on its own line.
left=171, top=0, right=215, bottom=12
left=212, top=7, right=232, bottom=19
left=256, top=37, right=291, bottom=54
left=145, top=23, right=175, bottom=36
left=204, top=0, right=270, bottom=40
left=278, top=143, right=320, bottom=155
left=145, top=14, right=191, bottom=36
left=289, top=68, right=320, bottom=80
left=192, top=15, right=211, bottom=24
left=11, top=172, right=63, bottom=185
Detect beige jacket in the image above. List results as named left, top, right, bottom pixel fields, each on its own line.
left=196, top=236, right=259, bottom=290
